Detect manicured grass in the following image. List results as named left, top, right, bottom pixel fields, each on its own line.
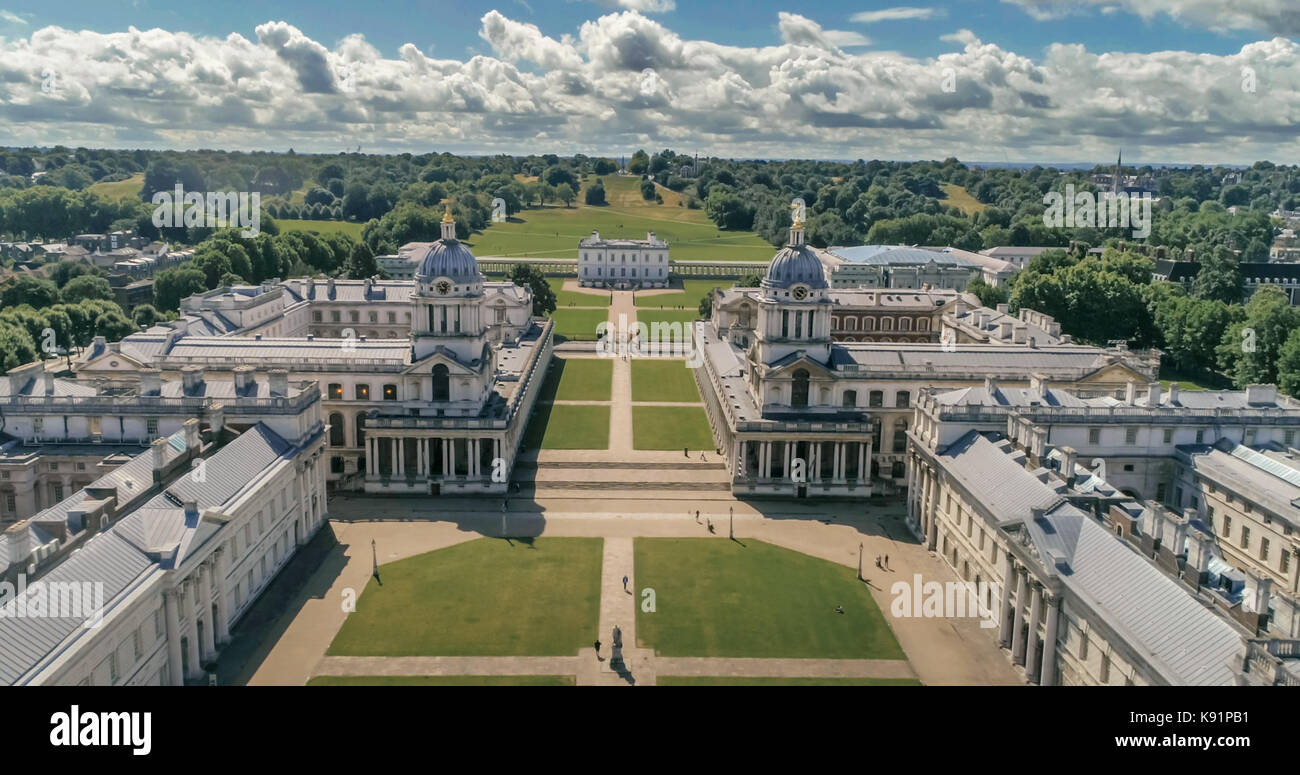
left=632, top=405, right=714, bottom=450
left=554, top=288, right=613, bottom=308
left=87, top=173, right=144, bottom=201
left=467, top=176, right=774, bottom=262
left=548, top=308, right=611, bottom=341
left=635, top=538, right=907, bottom=660
left=630, top=360, right=701, bottom=403
left=938, top=183, right=987, bottom=215
left=634, top=279, right=726, bottom=308
left=523, top=403, right=610, bottom=450
left=657, top=676, right=921, bottom=686
left=540, top=357, right=612, bottom=402
left=277, top=219, right=366, bottom=239
left=308, top=675, right=576, bottom=686
left=635, top=309, right=699, bottom=351
left=327, top=537, right=603, bottom=657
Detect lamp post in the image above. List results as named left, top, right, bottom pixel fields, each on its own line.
left=857, top=542, right=863, bottom=581
left=371, top=539, right=378, bottom=579
left=729, top=506, right=734, bottom=539
left=501, top=498, right=508, bottom=537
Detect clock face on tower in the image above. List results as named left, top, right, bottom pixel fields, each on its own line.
left=436, top=280, right=451, bottom=295
left=791, top=284, right=809, bottom=301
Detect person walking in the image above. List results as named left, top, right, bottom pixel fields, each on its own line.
left=884, top=554, right=890, bottom=570
left=684, top=447, right=689, bottom=458
left=594, top=639, right=602, bottom=659
left=622, top=574, right=629, bottom=592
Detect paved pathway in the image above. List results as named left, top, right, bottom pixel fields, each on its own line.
left=315, top=656, right=579, bottom=677
left=654, top=657, right=915, bottom=680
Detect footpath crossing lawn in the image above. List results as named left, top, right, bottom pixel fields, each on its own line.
left=540, top=357, right=613, bottom=402
left=549, top=308, right=610, bottom=341
left=523, top=403, right=610, bottom=449
left=657, top=677, right=921, bottom=686
left=327, top=537, right=603, bottom=657
left=632, top=405, right=714, bottom=450
left=635, top=538, right=907, bottom=660
left=630, top=360, right=702, bottom=403
left=308, top=675, right=576, bottom=686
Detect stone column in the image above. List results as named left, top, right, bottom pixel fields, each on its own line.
left=783, top=441, right=792, bottom=481
left=998, top=557, right=1015, bottom=648
left=442, top=439, right=451, bottom=477
left=394, top=439, right=403, bottom=477
left=832, top=443, right=843, bottom=482
left=858, top=442, right=867, bottom=480
left=183, top=581, right=201, bottom=678
left=1040, top=593, right=1062, bottom=687
left=163, top=589, right=184, bottom=686
left=198, top=562, right=216, bottom=661
left=1025, top=582, right=1044, bottom=682
left=471, top=439, right=480, bottom=479
left=1011, top=568, right=1029, bottom=665
left=213, top=549, right=230, bottom=643
left=417, top=438, right=426, bottom=476
left=925, top=468, right=939, bottom=551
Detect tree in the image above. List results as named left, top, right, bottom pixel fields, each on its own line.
left=91, top=308, right=137, bottom=342
left=585, top=182, right=607, bottom=206
left=555, top=184, right=575, bottom=207
left=61, top=274, right=115, bottom=303
left=508, top=264, right=557, bottom=317
left=341, top=242, right=378, bottom=280
left=132, top=304, right=164, bottom=328
left=1217, top=284, right=1299, bottom=387
left=1277, top=328, right=1300, bottom=399
left=640, top=180, right=656, bottom=200
left=628, top=150, right=649, bottom=175
left=0, top=323, right=37, bottom=370
left=1, top=276, right=60, bottom=308
left=967, top=276, right=1010, bottom=308
left=154, top=266, right=208, bottom=311
left=1192, top=245, right=1243, bottom=304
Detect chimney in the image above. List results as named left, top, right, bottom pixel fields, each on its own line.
left=183, top=499, right=199, bottom=527
left=1245, top=384, right=1277, bottom=406
left=1060, top=446, right=1078, bottom=483
left=998, top=320, right=1013, bottom=340
left=1030, top=374, right=1049, bottom=395
left=1012, top=325, right=1028, bottom=344
left=182, top=365, right=204, bottom=395
left=984, top=377, right=998, bottom=397
left=140, top=368, right=162, bottom=396
left=5, top=522, right=30, bottom=566
left=1167, top=382, right=1180, bottom=405
left=151, top=437, right=169, bottom=483
left=1255, top=576, right=1274, bottom=615
left=1125, top=381, right=1137, bottom=405
left=233, top=366, right=254, bottom=396
left=1146, top=382, right=1162, bottom=406
left=269, top=369, right=289, bottom=397
left=327, top=277, right=336, bottom=299
left=996, top=303, right=1010, bottom=314
left=42, top=370, right=54, bottom=396
left=1061, top=334, right=1073, bottom=344
left=183, top=418, right=200, bottom=451
left=954, top=299, right=967, bottom=317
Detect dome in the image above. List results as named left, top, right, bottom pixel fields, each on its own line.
left=415, top=238, right=481, bottom=284
left=762, top=244, right=827, bottom=290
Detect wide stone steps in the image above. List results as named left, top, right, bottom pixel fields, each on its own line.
left=516, top=460, right=727, bottom=471
left=524, top=480, right=732, bottom=491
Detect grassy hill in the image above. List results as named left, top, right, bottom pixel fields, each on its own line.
left=467, top=175, right=773, bottom=262
left=87, top=173, right=144, bottom=201
left=275, top=219, right=365, bottom=239
left=938, top=183, right=987, bottom=215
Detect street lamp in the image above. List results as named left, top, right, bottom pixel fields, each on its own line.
left=729, top=506, right=734, bottom=539
left=857, top=542, right=863, bottom=581
left=501, top=498, right=508, bottom=537
left=371, top=539, right=378, bottom=579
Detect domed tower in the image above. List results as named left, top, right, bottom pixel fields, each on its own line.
left=753, top=213, right=833, bottom=365
left=411, top=209, right=488, bottom=364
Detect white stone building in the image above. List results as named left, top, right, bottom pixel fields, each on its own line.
left=577, top=230, right=669, bottom=289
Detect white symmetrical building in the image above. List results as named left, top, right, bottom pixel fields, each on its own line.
left=577, top=230, right=669, bottom=289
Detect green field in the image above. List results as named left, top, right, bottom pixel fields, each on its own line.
left=327, top=537, right=603, bottom=657
left=276, top=219, right=366, bottom=239
left=467, top=176, right=774, bottom=262
left=632, top=405, right=714, bottom=450
left=938, top=183, right=987, bottom=215
left=87, top=173, right=144, bottom=201
left=523, top=403, right=610, bottom=450
left=548, top=308, right=611, bottom=341
left=540, top=357, right=613, bottom=402
left=635, top=538, right=907, bottom=660
left=635, top=279, right=726, bottom=308
left=636, top=309, right=699, bottom=350
left=307, top=675, right=576, bottom=686
left=554, top=287, right=613, bottom=308
left=657, top=677, right=921, bottom=686
left=631, top=360, right=701, bottom=403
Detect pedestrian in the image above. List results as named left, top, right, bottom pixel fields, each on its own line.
left=623, top=574, right=629, bottom=592
left=700, top=452, right=706, bottom=462
left=684, top=446, right=688, bottom=458
left=594, top=639, right=602, bottom=658
left=884, top=554, right=890, bottom=570
left=875, top=555, right=881, bottom=569
left=696, top=510, right=701, bottom=523
left=707, top=518, right=715, bottom=534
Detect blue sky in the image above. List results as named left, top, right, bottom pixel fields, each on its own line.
left=0, top=1, right=1296, bottom=163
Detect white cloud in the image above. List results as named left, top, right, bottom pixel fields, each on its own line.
left=1002, top=0, right=1300, bottom=37
left=0, top=10, right=27, bottom=25
left=850, top=7, right=941, bottom=24
left=0, top=12, right=1295, bottom=163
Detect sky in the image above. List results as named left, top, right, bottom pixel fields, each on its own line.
left=0, top=0, right=1296, bottom=164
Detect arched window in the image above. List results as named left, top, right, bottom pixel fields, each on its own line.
left=918, top=318, right=930, bottom=331
left=432, top=364, right=450, bottom=401
left=869, top=390, right=884, bottom=408
left=328, top=413, right=345, bottom=447
left=845, top=317, right=858, bottom=331
left=899, top=317, right=912, bottom=332
left=791, top=369, right=810, bottom=408
left=862, top=317, right=876, bottom=331
left=354, top=413, right=367, bottom=448
left=842, top=390, right=857, bottom=408
left=881, top=317, right=894, bottom=331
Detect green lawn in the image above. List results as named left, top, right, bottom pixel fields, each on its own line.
left=87, top=173, right=144, bottom=201
left=308, top=675, right=576, bottom=686
left=540, top=357, right=612, bottom=402
left=657, top=677, right=921, bottom=686
left=635, top=279, right=727, bottom=308
left=938, top=183, right=987, bottom=216
left=635, top=538, right=907, bottom=660
left=327, top=537, right=603, bottom=657
left=631, top=360, right=701, bottom=403
left=276, top=219, right=366, bottom=239
left=632, top=405, right=714, bottom=450
left=548, top=308, right=611, bottom=341
left=636, top=309, right=699, bottom=351
left=523, top=403, right=610, bottom=450
left=467, top=176, right=774, bottom=262
left=555, top=287, right=613, bottom=308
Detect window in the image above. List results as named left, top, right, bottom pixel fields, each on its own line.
left=49, top=461, right=60, bottom=471
left=312, top=311, right=322, bottom=323
left=154, top=609, right=164, bottom=639
left=133, top=629, right=143, bottom=660
left=432, top=365, right=450, bottom=401
left=368, top=312, right=378, bottom=323
left=354, top=384, right=370, bottom=400
left=330, top=311, right=340, bottom=323
left=1163, top=428, right=1173, bottom=444
left=383, top=384, right=398, bottom=401
left=147, top=418, right=159, bottom=436
left=790, top=370, right=810, bottom=408
left=1125, top=427, right=1138, bottom=444
left=1088, top=428, right=1101, bottom=444
left=349, top=311, right=359, bottom=323
left=387, top=312, right=397, bottom=324
left=1286, top=430, right=1295, bottom=446
left=329, top=383, right=343, bottom=400
left=896, top=391, right=910, bottom=409
left=1223, top=515, right=1232, bottom=537
left=1283, top=551, right=1291, bottom=575
left=1261, top=537, right=1270, bottom=562
left=328, top=413, right=346, bottom=446
left=53, top=482, right=64, bottom=502
left=1100, top=653, right=1111, bottom=683
left=842, top=390, right=857, bottom=408
left=1196, top=429, right=1205, bottom=444
left=869, top=390, right=883, bottom=408
left=1240, top=525, right=1251, bottom=550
